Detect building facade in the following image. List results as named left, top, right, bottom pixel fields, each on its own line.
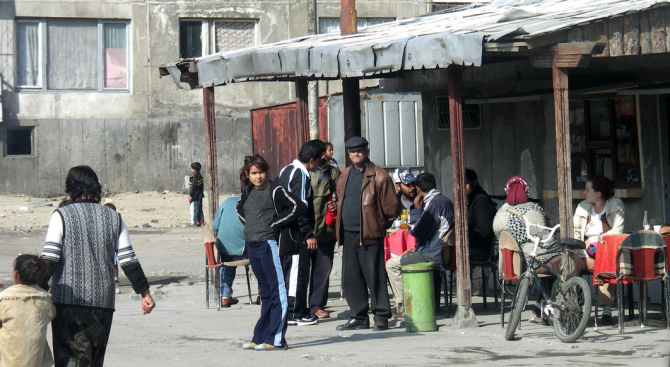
left=0, top=0, right=437, bottom=196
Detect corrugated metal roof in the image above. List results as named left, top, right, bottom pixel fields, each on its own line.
left=161, top=0, right=670, bottom=89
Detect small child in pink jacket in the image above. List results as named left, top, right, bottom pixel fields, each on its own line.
left=0, top=255, right=56, bottom=367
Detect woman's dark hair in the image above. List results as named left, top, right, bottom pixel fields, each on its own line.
left=240, top=154, right=270, bottom=187
left=14, top=254, right=46, bottom=285
left=588, top=176, right=615, bottom=200
left=465, top=168, right=478, bottom=186
left=65, top=166, right=102, bottom=203
left=415, top=172, right=437, bottom=193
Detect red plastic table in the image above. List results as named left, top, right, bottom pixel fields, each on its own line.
left=383, top=229, right=417, bottom=263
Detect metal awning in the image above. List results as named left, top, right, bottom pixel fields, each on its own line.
left=159, top=0, right=670, bottom=89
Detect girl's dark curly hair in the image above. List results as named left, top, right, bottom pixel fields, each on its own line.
left=14, top=254, right=46, bottom=285
left=65, top=166, right=102, bottom=203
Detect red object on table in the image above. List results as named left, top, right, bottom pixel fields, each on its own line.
left=383, top=229, right=418, bottom=263
left=594, top=234, right=669, bottom=285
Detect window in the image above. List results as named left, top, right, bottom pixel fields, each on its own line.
left=16, top=18, right=130, bottom=91
left=569, top=96, right=641, bottom=186
left=7, top=128, right=34, bottom=156
left=318, top=18, right=395, bottom=34
left=431, top=95, right=482, bottom=130
left=180, top=19, right=257, bottom=59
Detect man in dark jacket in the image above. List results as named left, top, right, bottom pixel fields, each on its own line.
left=308, top=162, right=339, bottom=318
left=465, top=169, right=497, bottom=262
left=386, top=172, right=454, bottom=317
left=273, top=140, right=325, bottom=326
left=334, top=137, right=399, bottom=331
left=393, top=167, right=417, bottom=212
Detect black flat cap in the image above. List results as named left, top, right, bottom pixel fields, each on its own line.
left=345, top=136, right=369, bottom=152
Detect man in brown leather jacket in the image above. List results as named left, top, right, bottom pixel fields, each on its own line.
left=333, top=136, right=399, bottom=331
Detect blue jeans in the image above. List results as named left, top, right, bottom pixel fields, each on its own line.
left=220, top=255, right=245, bottom=299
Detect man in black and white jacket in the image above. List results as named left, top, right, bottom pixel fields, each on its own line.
left=272, top=140, right=325, bottom=326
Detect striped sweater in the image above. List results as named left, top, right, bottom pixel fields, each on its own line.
left=41, top=202, right=149, bottom=310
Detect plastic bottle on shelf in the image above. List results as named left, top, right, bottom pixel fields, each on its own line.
left=400, top=209, right=408, bottom=229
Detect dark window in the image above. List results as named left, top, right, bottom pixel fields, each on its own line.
left=570, top=96, right=641, bottom=187
left=180, top=21, right=202, bottom=59
left=431, top=95, right=482, bottom=130
left=7, top=128, right=34, bottom=155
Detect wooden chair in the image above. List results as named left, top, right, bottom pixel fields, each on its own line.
left=202, top=227, right=253, bottom=310
left=595, top=231, right=669, bottom=333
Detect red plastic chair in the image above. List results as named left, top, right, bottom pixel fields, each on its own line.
left=596, top=231, right=669, bottom=333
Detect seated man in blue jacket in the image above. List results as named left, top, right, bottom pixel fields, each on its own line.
left=385, top=172, right=454, bottom=318
left=212, top=192, right=247, bottom=307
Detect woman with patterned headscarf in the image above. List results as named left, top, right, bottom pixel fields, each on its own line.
left=493, top=176, right=562, bottom=322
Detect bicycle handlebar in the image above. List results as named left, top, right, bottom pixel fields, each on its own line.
left=505, top=207, right=560, bottom=256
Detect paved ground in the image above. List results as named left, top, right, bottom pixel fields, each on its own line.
left=2, top=229, right=669, bottom=366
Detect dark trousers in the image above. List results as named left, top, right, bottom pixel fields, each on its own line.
left=52, top=304, right=114, bottom=367
left=308, top=240, right=336, bottom=313
left=281, top=243, right=311, bottom=320
left=247, top=240, right=288, bottom=347
left=190, top=199, right=204, bottom=224
left=342, top=231, right=391, bottom=321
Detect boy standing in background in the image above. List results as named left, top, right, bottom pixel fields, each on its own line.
left=189, top=162, right=205, bottom=227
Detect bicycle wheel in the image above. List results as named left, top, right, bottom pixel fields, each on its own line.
left=505, top=274, right=530, bottom=341
left=554, top=276, right=591, bottom=343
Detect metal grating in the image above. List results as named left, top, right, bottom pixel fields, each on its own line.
left=214, top=21, right=256, bottom=53
left=432, top=95, right=482, bottom=130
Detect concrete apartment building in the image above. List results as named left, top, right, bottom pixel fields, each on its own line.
left=0, top=0, right=472, bottom=196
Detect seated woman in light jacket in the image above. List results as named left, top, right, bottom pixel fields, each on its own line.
left=573, top=175, right=624, bottom=326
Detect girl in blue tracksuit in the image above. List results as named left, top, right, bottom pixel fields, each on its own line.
left=236, top=154, right=289, bottom=351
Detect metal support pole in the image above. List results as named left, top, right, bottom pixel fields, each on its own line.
left=203, top=86, right=219, bottom=225
left=552, top=50, right=573, bottom=238
left=308, top=0, right=320, bottom=140
left=296, top=80, right=310, bottom=143
left=448, top=66, right=478, bottom=328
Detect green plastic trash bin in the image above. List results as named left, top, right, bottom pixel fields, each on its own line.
left=401, top=262, right=437, bottom=332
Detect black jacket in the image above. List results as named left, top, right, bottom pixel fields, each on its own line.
left=466, top=185, right=497, bottom=253
left=236, top=160, right=314, bottom=256
left=189, top=172, right=204, bottom=200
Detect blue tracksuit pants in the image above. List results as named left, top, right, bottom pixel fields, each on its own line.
left=247, top=240, right=288, bottom=347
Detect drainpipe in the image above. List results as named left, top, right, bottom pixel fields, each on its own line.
left=341, top=0, right=360, bottom=163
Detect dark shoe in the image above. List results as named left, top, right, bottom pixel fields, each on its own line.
left=336, top=318, right=370, bottom=331
left=314, top=309, right=330, bottom=318
left=373, top=319, right=389, bottom=331
left=601, top=314, right=613, bottom=326
left=221, top=298, right=239, bottom=307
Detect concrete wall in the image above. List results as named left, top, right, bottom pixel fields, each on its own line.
left=380, top=53, right=670, bottom=229
left=0, top=0, right=428, bottom=196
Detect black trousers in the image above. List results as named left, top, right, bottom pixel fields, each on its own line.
left=308, top=240, right=336, bottom=313
left=342, top=231, right=391, bottom=321
left=281, top=244, right=311, bottom=320
left=52, top=304, right=114, bottom=367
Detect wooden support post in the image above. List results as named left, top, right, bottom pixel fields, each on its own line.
left=296, top=80, right=310, bottom=142
left=552, top=50, right=573, bottom=238
left=448, top=66, right=477, bottom=328
left=203, top=86, right=219, bottom=225
left=341, top=0, right=359, bottom=164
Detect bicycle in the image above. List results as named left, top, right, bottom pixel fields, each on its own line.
left=504, top=208, right=592, bottom=343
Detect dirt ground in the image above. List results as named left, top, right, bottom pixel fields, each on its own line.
left=0, top=192, right=231, bottom=231
left=1, top=227, right=669, bottom=366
